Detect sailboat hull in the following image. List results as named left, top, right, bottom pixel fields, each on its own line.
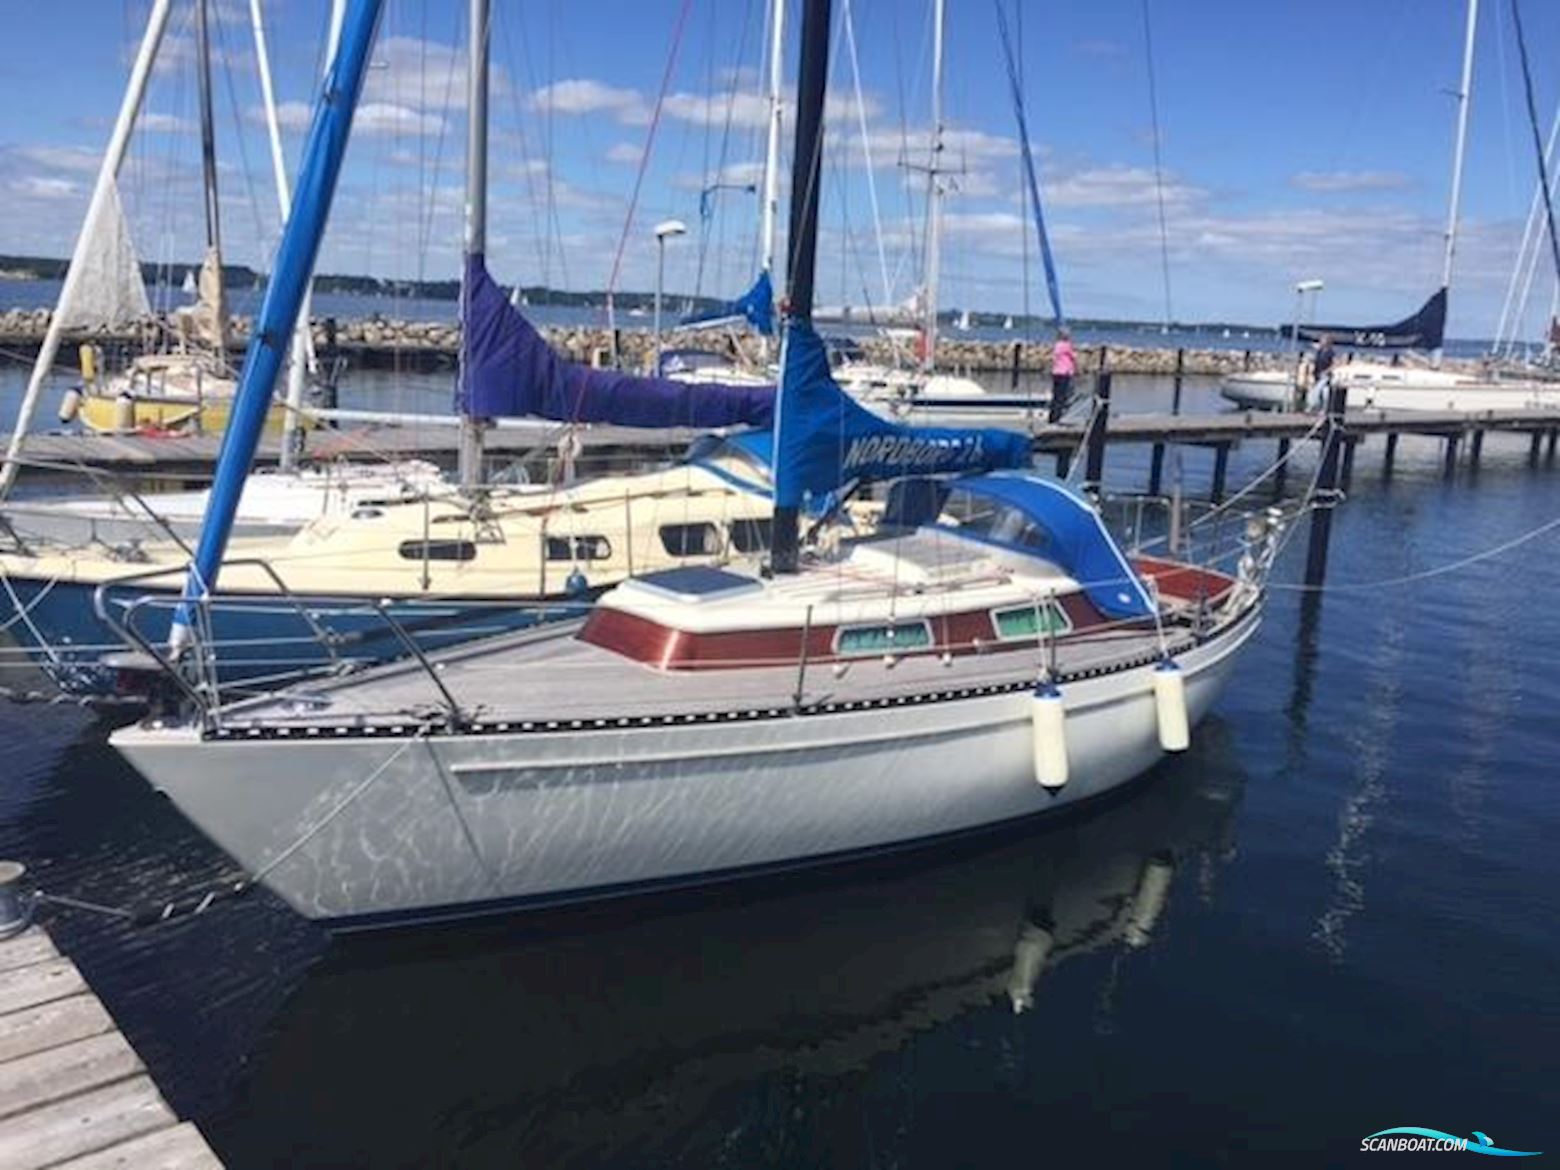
left=111, top=607, right=1257, bottom=928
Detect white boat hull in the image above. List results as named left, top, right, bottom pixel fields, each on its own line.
left=111, top=607, right=1257, bottom=928
left=1219, top=371, right=1296, bottom=410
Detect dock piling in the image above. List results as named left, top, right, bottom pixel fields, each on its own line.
left=1443, top=435, right=1460, bottom=478
left=1210, top=443, right=1230, bottom=504
left=1469, top=428, right=1485, bottom=471
left=1083, top=370, right=1113, bottom=496
left=1547, top=428, right=1558, bottom=461
left=1340, top=437, right=1358, bottom=492
left=1303, top=381, right=1348, bottom=589
left=1530, top=431, right=1543, bottom=466
left=1383, top=432, right=1399, bottom=478
left=1273, top=438, right=1290, bottom=497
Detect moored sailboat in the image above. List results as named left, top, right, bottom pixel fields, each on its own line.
left=109, top=0, right=1281, bottom=930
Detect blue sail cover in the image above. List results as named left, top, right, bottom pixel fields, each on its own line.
left=458, top=254, right=776, bottom=427
left=883, top=474, right=1155, bottom=620
left=679, top=269, right=776, bottom=336
left=772, top=320, right=1031, bottom=508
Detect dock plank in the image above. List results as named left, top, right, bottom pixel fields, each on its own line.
left=0, top=1031, right=142, bottom=1121
left=0, top=929, right=58, bottom=974
left=0, top=958, right=87, bottom=1016
left=0, top=1074, right=174, bottom=1170
left=0, top=994, right=114, bottom=1064
left=52, top=1122, right=223, bottom=1170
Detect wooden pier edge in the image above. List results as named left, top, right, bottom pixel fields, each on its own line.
left=0, top=925, right=222, bottom=1169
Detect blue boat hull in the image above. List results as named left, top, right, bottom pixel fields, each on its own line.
left=0, top=576, right=591, bottom=697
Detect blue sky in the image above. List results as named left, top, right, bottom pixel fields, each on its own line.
left=0, top=0, right=1557, bottom=340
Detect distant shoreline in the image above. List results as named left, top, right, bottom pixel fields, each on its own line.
left=0, top=253, right=1273, bottom=337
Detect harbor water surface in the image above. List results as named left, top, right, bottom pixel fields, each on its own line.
left=0, top=367, right=1557, bottom=1166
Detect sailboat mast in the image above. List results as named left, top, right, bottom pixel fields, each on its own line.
left=761, top=0, right=786, bottom=278
left=169, top=0, right=382, bottom=652
left=771, top=0, right=832, bottom=575
left=1437, top=0, right=1478, bottom=361
left=195, top=0, right=222, bottom=255
left=458, top=0, right=491, bottom=490
left=255, top=0, right=339, bottom=472
left=0, top=0, right=173, bottom=501
left=921, top=0, right=946, bottom=372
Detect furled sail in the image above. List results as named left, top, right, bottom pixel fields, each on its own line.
left=52, top=178, right=150, bottom=332
left=170, top=244, right=229, bottom=355
left=458, top=254, right=776, bottom=428
left=773, top=320, right=1031, bottom=507
left=678, top=269, right=776, bottom=336
left=1281, top=288, right=1446, bottom=351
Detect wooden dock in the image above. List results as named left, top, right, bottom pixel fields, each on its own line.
left=0, top=926, right=221, bottom=1169
left=10, top=405, right=1560, bottom=484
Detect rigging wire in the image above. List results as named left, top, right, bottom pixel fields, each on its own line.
left=1508, top=0, right=1560, bottom=294
left=603, top=0, right=698, bottom=334
left=1140, top=0, right=1174, bottom=328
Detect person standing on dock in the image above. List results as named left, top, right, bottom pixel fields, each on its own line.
left=1048, top=327, right=1077, bottom=423
left=1307, top=333, right=1336, bottom=411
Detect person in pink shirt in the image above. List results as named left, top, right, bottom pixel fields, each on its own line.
left=1049, top=326, right=1076, bottom=422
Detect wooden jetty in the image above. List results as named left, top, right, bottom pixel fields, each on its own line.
left=8, top=405, right=1560, bottom=486
left=0, top=926, right=221, bottom=1169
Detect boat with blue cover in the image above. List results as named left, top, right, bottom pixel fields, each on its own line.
left=109, top=0, right=1281, bottom=929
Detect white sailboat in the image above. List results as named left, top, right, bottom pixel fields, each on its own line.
left=1222, top=0, right=1560, bottom=413
left=109, top=0, right=1281, bottom=930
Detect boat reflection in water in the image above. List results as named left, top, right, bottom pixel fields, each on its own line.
left=211, top=736, right=1246, bottom=1167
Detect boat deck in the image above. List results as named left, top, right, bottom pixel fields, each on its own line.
left=214, top=609, right=1208, bottom=735
left=0, top=925, right=222, bottom=1169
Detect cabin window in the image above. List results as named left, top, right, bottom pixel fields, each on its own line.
left=835, top=621, right=933, bottom=656
left=397, top=539, right=478, bottom=562
left=992, top=603, right=1072, bottom=641
left=544, top=535, right=612, bottom=562
left=659, top=522, right=721, bottom=557
left=729, top=518, right=771, bottom=553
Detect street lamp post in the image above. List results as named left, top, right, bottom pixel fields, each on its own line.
left=653, top=218, right=687, bottom=373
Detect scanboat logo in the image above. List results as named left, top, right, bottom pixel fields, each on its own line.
left=1361, top=1128, right=1541, bottom=1156
left=841, top=433, right=986, bottom=472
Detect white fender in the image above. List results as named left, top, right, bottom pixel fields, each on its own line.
left=1031, top=682, right=1069, bottom=789
left=57, top=387, right=83, bottom=423
left=113, top=393, right=136, bottom=433
left=1153, top=659, right=1190, bottom=752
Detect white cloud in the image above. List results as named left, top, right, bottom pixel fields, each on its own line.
left=12, top=145, right=99, bottom=175
left=1290, top=169, right=1412, bottom=193
left=252, top=100, right=443, bottom=136
left=9, top=176, right=79, bottom=198
left=1043, top=164, right=1206, bottom=208
left=605, top=141, right=643, bottom=164
left=527, top=79, right=648, bottom=122
left=140, top=112, right=193, bottom=134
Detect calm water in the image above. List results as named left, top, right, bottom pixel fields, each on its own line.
left=0, top=370, right=1558, bottom=1165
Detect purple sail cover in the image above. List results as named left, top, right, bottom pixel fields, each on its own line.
left=457, top=254, right=775, bottom=427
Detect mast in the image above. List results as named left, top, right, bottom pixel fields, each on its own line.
left=921, top=0, right=947, bottom=372
left=760, top=0, right=786, bottom=279
left=0, top=0, right=174, bottom=501
left=771, top=0, right=831, bottom=574
left=458, top=0, right=491, bottom=489
left=194, top=0, right=229, bottom=357
left=169, top=0, right=382, bottom=653
left=1436, top=0, right=1478, bottom=363
left=254, top=0, right=339, bottom=472
left=195, top=0, right=222, bottom=258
